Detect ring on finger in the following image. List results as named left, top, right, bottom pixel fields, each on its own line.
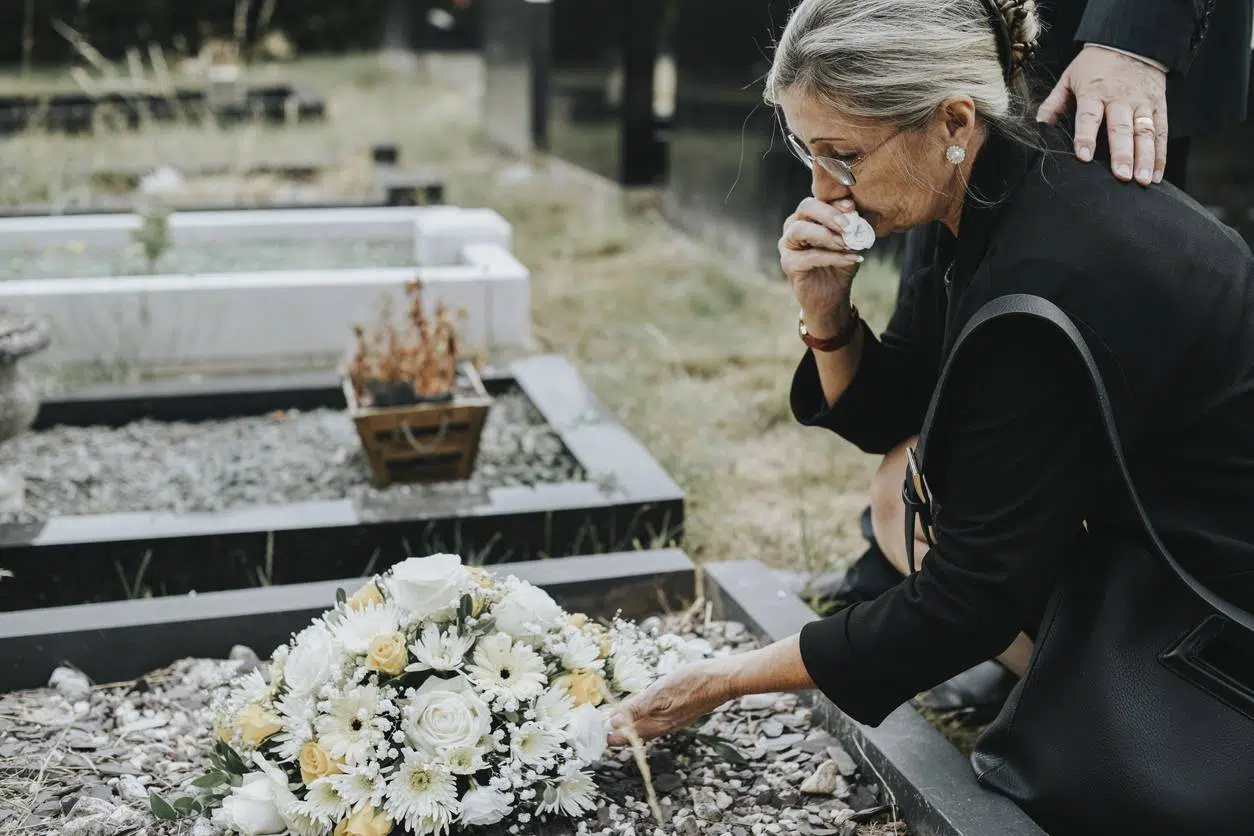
left=1133, top=115, right=1155, bottom=131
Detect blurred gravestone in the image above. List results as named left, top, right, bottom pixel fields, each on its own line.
left=546, top=0, right=670, bottom=185
left=662, top=0, right=811, bottom=277
left=482, top=0, right=552, bottom=156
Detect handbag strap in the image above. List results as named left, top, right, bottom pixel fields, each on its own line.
left=905, top=292, right=1254, bottom=633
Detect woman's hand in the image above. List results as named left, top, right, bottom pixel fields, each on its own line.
left=780, top=197, right=864, bottom=337
left=606, top=659, right=733, bottom=745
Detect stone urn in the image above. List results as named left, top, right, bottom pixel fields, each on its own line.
left=0, top=311, right=51, bottom=514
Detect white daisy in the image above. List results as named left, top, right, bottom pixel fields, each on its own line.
left=465, top=633, right=547, bottom=710
left=301, top=777, right=352, bottom=825
left=533, top=686, right=575, bottom=728
left=559, top=631, right=603, bottom=672
left=383, top=750, right=459, bottom=834
left=283, top=621, right=342, bottom=698
left=271, top=690, right=317, bottom=762
left=538, top=770, right=598, bottom=817
left=509, top=721, right=566, bottom=768
left=333, top=602, right=402, bottom=656
left=444, top=743, right=489, bottom=775
left=327, top=762, right=387, bottom=812
left=405, top=623, right=476, bottom=673
left=314, top=684, right=390, bottom=765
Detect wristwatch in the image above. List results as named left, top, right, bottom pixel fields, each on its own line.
left=799, top=305, right=860, bottom=352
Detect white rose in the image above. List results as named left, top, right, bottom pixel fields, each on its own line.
left=458, top=785, right=514, bottom=826
left=402, top=674, right=492, bottom=755
left=385, top=554, right=475, bottom=619
left=492, top=584, right=566, bottom=639
left=568, top=703, right=610, bottom=764
left=215, top=773, right=286, bottom=835
left=282, top=622, right=338, bottom=697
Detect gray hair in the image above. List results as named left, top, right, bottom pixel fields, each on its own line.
left=764, top=0, right=1042, bottom=145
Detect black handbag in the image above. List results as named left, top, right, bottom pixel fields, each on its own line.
left=902, top=293, right=1254, bottom=835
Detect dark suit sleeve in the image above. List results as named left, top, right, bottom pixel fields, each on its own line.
left=797, top=317, right=1104, bottom=725
left=790, top=266, right=944, bottom=455
left=1076, top=0, right=1212, bottom=75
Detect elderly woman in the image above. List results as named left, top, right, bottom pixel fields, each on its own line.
left=607, top=0, right=1254, bottom=833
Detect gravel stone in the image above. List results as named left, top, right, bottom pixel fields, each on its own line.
left=2, top=388, right=583, bottom=524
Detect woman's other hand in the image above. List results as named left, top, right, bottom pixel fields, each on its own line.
left=606, top=660, right=733, bottom=745
left=780, top=197, right=864, bottom=338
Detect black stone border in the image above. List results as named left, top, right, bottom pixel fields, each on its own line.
left=0, top=550, right=1045, bottom=835
left=703, top=560, right=1046, bottom=836
left=0, top=355, right=684, bottom=611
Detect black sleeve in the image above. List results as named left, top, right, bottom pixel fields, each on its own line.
left=790, top=266, right=945, bottom=455
left=797, top=317, right=1104, bottom=725
left=1076, top=0, right=1209, bottom=75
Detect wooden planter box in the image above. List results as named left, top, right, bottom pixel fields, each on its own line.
left=344, top=362, right=494, bottom=487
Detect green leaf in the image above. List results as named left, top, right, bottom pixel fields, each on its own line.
left=336, top=587, right=347, bottom=606
left=149, top=793, right=180, bottom=821
left=458, top=593, right=473, bottom=626
left=217, top=742, right=248, bottom=775
left=709, top=741, right=749, bottom=766
left=173, top=796, right=202, bottom=816
left=191, top=772, right=229, bottom=789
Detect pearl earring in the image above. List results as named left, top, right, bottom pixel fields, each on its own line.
left=945, top=145, right=966, bottom=165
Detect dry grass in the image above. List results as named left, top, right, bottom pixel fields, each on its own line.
left=1, top=52, right=901, bottom=577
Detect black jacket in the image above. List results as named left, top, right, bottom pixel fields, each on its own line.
left=1033, top=0, right=1253, bottom=137
left=792, top=127, right=1254, bottom=725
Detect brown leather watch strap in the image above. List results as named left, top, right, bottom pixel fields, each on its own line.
left=799, top=305, right=860, bottom=352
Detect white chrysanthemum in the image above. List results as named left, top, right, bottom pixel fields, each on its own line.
left=405, top=623, right=476, bottom=673
left=610, top=653, right=653, bottom=695
left=271, top=690, right=317, bottom=762
left=567, top=704, right=610, bottom=764
left=279, top=799, right=325, bottom=836
left=509, top=721, right=565, bottom=768
left=333, top=601, right=403, bottom=656
left=458, top=784, right=514, bottom=827
left=492, top=584, right=566, bottom=640
left=560, top=631, right=602, bottom=672
left=314, top=685, right=390, bottom=765
left=444, top=743, right=489, bottom=776
left=327, top=763, right=386, bottom=812
left=283, top=621, right=341, bottom=698
left=533, top=687, right=575, bottom=727
left=234, top=670, right=271, bottom=704
left=538, top=770, right=598, bottom=817
left=466, top=633, right=547, bottom=709
left=383, top=751, right=459, bottom=835
left=300, top=777, right=352, bottom=825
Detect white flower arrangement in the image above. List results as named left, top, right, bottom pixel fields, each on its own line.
left=160, top=554, right=712, bottom=836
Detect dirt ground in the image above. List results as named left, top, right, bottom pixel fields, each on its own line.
left=2, top=53, right=902, bottom=579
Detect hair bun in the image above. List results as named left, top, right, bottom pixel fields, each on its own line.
left=993, top=0, right=1041, bottom=76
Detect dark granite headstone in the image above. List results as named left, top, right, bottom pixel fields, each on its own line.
left=546, top=0, right=670, bottom=185
left=482, top=0, right=552, bottom=156
left=663, top=1, right=811, bottom=277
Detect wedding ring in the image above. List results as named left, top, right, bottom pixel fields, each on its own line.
left=1134, top=115, right=1155, bottom=129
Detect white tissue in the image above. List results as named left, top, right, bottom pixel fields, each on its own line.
left=840, top=211, right=876, bottom=251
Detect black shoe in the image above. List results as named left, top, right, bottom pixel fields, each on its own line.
left=810, top=508, right=901, bottom=613
left=914, top=660, right=1019, bottom=724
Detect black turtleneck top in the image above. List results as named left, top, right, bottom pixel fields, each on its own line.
left=791, top=128, right=1254, bottom=726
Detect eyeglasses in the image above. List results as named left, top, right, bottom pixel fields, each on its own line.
left=784, top=128, right=903, bottom=187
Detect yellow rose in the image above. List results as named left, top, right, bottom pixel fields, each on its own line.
left=556, top=668, right=607, bottom=707
left=365, top=632, right=408, bottom=676
left=470, top=592, right=489, bottom=618
left=334, top=806, right=393, bottom=836
left=569, top=613, right=589, bottom=628
left=586, top=624, right=613, bottom=659
left=213, top=719, right=232, bottom=743
left=298, top=741, right=342, bottom=785
left=236, top=703, right=282, bottom=745
left=347, top=582, right=384, bottom=611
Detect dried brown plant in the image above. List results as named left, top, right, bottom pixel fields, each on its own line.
left=347, top=279, right=465, bottom=403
